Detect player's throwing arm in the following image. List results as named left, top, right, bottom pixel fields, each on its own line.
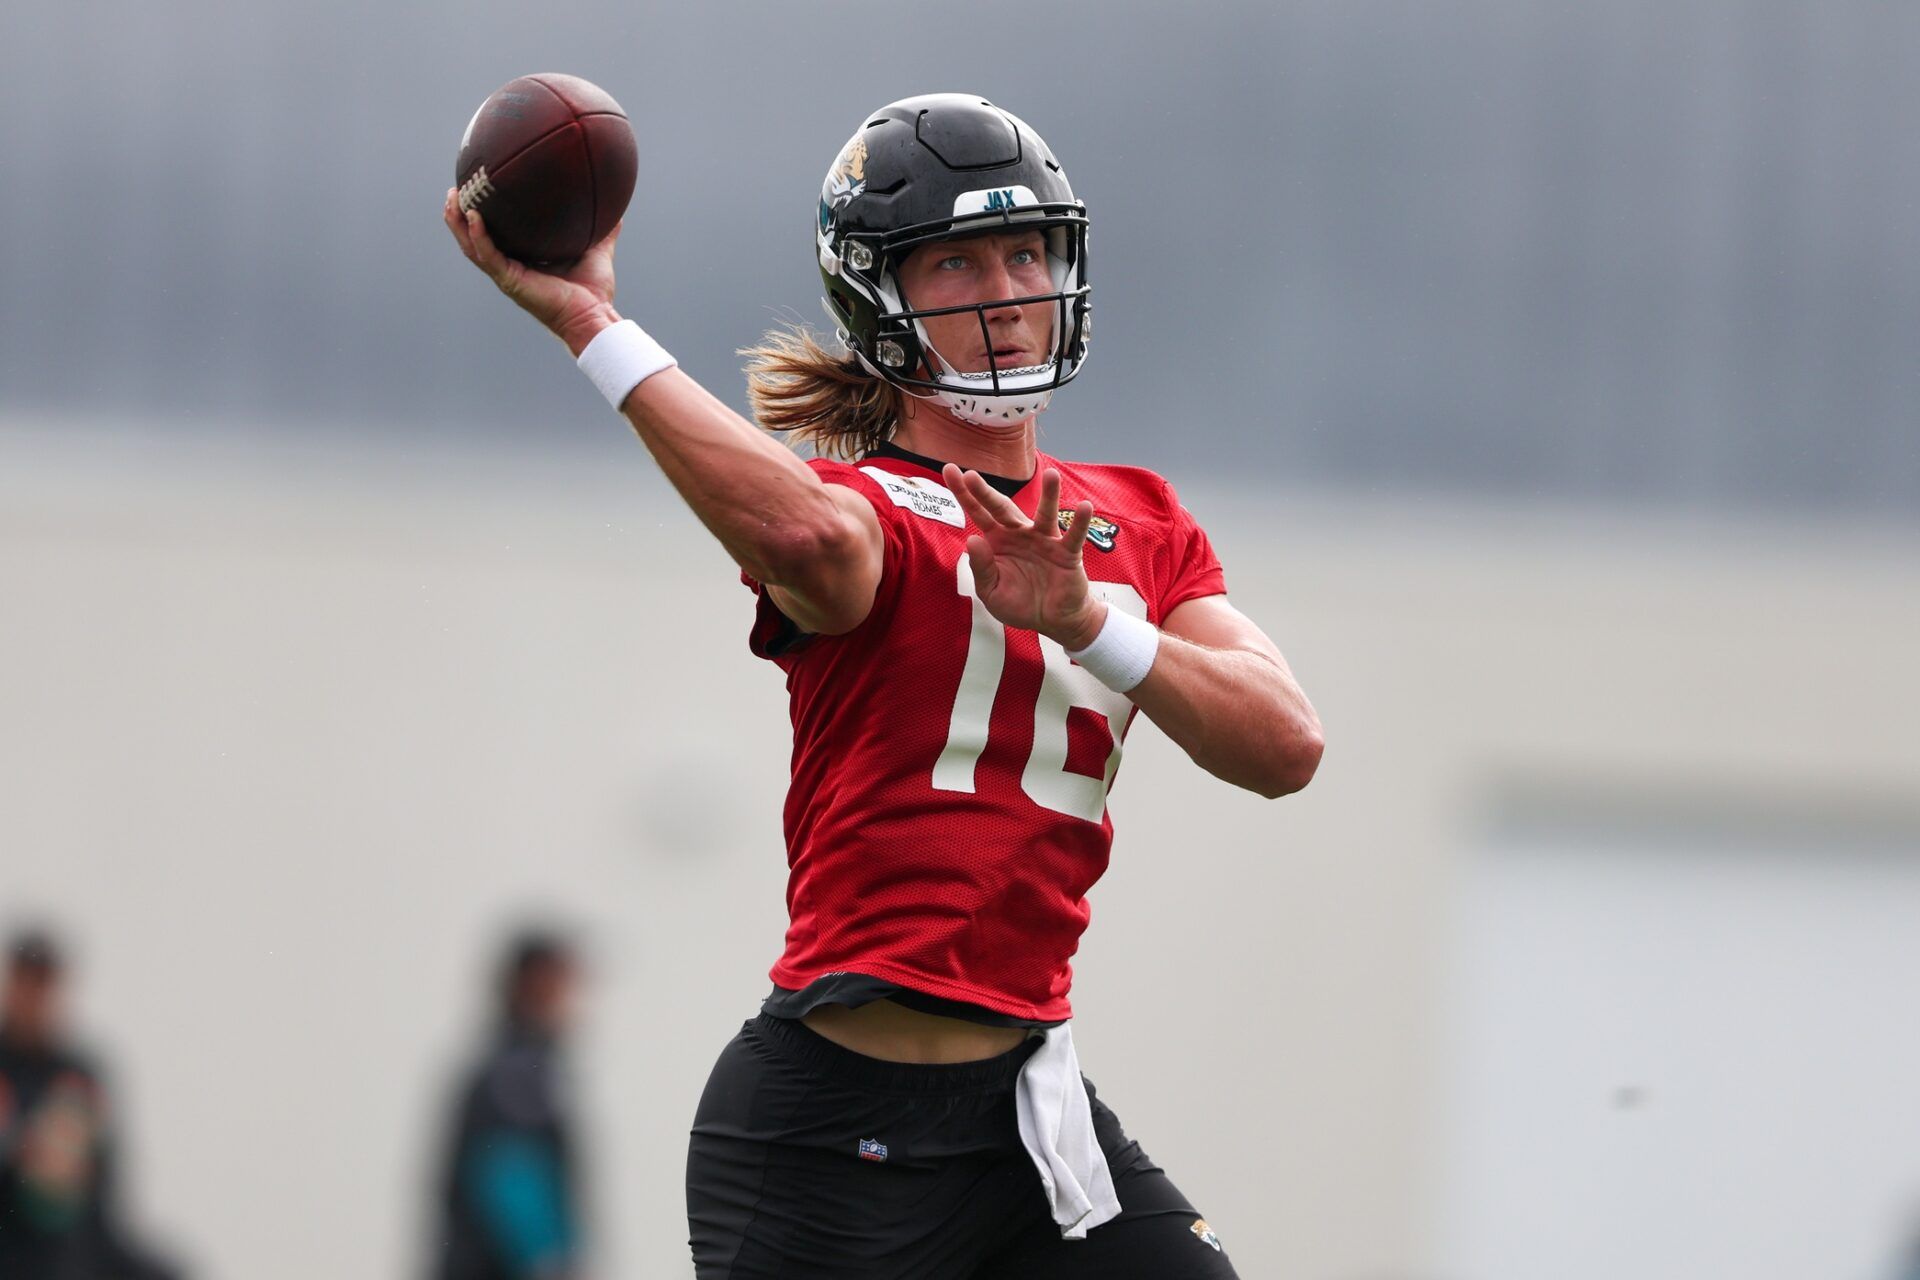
left=443, top=81, right=883, bottom=638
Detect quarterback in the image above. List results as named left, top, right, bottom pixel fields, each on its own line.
left=444, top=94, right=1321, bottom=1278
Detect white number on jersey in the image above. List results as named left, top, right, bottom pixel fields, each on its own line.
left=932, top=554, right=1147, bottom=823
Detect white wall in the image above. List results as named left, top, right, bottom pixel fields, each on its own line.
left=1439, top=826, right=1920, bottom=1280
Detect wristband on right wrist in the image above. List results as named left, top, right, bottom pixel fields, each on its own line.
left=1065, top=606, right=1160, bottom=693
left=576, top=319, right=676, bottom=410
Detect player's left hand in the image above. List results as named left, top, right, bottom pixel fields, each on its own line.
left=942, top=464, right=1108, bottom=651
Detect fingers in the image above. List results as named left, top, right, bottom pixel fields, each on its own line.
left=942, top=464, right=1090, bottom=554
left=444, top=187, right=519, bottom=294
left=965, top=535, right=998, bottom=595
left=1033, top=468, right=1061, bottom=535
left=967, top=470, right=1027, bottom=526
left=580, top=217, right=624, bottom=268
left=942, top=463, right=998, bottom=531
left=941, top=463, right=1028, bottom=530
left=465, top=209, right=535, bottom=302
left=1061, top=500, right=1094, bottom=557
left=444, top=188, right=478, bottom=259
left=465, top=208, right=505, bottom=273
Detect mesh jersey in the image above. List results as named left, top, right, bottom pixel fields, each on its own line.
left=745, top=448, right=1226, bottom=1022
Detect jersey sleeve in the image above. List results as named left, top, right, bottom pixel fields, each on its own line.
left=1158, top=478, right=1228, bottom=618
left=743, top=458, right=905, bottom=661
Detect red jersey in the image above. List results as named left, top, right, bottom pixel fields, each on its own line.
left=745, top=446, right=1226, bottom=1022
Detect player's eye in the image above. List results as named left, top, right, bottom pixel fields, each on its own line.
left=938, top=254, right=969, bottom=271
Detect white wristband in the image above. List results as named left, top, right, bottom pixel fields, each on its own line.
left=1066, top=606, right=1160, bottom=694
left=576, top=319, right=676, bottom=410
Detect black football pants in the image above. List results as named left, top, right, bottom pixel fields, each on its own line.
left=686, top=1013, right=1241, bottom=1278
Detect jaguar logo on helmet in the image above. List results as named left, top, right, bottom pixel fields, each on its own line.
left=818, top=133, right=869, bottom=235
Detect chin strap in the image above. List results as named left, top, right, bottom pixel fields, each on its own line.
left=836, top=318, right=1058, bottom=426
left=935, top=384, right=1055, bottom=426
left=918, top=336, right=1058, bottom=426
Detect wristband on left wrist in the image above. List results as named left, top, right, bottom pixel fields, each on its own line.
left=1065, top=605, right=1159, bottom=694
left=1053, top=602, right=1109, bottom=654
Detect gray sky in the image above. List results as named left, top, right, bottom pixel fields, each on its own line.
left=2, top=0, right=1914, bottom=517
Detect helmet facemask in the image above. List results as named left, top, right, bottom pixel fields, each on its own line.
left=825, top=206, right=1092, bottom=427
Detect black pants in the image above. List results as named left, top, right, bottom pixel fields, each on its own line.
left=686, top=1014, right=1240, bottom=1279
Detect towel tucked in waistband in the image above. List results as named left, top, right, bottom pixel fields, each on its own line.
left=1014, top=1022, right=1121, bottom=1239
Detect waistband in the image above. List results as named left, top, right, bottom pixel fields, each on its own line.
left=748, top=1012, right=1042, bottom=1096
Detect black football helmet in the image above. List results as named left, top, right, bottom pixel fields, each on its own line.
left=815, top=94, right=1091, bottom=425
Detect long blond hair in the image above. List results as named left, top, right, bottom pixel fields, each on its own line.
left=740, top=323, right=898, bottom=460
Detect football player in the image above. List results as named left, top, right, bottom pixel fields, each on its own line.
left=444, top=93, right=1322, bottom=1279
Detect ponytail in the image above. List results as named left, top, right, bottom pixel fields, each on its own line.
left=740, top=324, right=897, bottom=459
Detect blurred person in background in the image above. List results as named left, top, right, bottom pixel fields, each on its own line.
left=430, top=929, right=587, bottom=1280
left=0, top=928, right=183, bottom=1280
left=446, top=92, right=1320, bottom=1277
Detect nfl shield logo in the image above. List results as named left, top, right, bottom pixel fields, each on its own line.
left=858, top=1138, right=889, bottom=1163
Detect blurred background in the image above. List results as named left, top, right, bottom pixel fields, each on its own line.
left=2, top=1, right=1916, bottom=1277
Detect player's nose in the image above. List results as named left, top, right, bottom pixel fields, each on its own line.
left=975, top=256, right=1025, bottom=310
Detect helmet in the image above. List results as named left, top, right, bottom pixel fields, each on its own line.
left=815, top=94, right=1091, bottom=426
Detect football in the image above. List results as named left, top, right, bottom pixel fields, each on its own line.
left=455, top=73, right=637, bottom=267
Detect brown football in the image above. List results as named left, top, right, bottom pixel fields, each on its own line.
left=455, top=73, right=637, bottom=266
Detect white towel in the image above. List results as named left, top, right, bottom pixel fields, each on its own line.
left=1014, top=1023, right=1121, bottom=1239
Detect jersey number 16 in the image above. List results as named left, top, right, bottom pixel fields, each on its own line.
left=931, top=555, right=1147, bottom=823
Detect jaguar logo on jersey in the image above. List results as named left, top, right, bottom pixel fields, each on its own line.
left=819, top=133, right=869, bottom=234
left=857, top=1138, right=889, bottom=1163
left=1190, top=1218, right=1223, bottom=1251
left=1058, top=509, right=1120, bottom=552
